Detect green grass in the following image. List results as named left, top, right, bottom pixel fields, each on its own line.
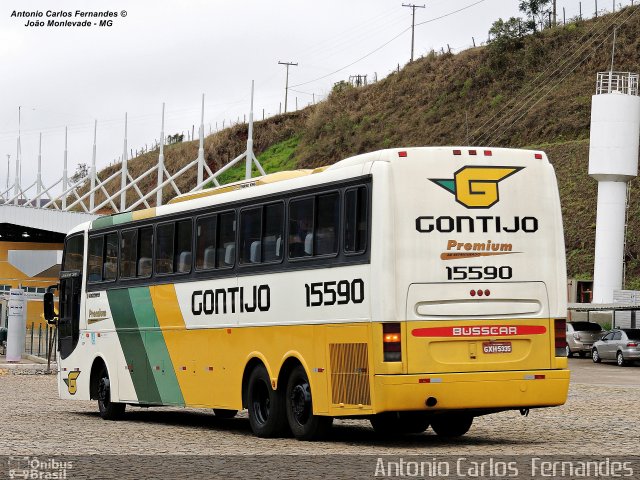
left=205, top=136, right=300, bottom=187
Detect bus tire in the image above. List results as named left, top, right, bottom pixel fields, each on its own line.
left=430, top=414, right=473, bottom=438
left=213, top=409, right=238, bottom=419
left=97, top=368, right=125, bottom=420
left=247, top=364, right=288, bottom=437
left=285, top=365, right=333, bottom=440
left=370, top=412, right=430, bottom=436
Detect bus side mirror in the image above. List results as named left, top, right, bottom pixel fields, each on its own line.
left=43, top=288, right=57, bottom=323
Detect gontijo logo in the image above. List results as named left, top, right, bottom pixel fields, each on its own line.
left=430, top=166, right=523, bottom=209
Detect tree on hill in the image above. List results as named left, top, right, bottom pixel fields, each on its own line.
left=519, top=0, right=552, bottom=32
left=488, top=17, right=527, bottom=51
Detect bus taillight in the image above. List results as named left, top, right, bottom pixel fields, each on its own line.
left=383, top=323, right=402, bottom=362
left=554, top=319, right=567, bottom=356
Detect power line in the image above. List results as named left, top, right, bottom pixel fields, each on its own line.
left=483, top=7, right=638, bottom=145
left=290, top=0, right=489, bottom=89
left=470, top=5, right=629, bottom=145
left=402, top=4, right=426, bottom=62
left=414, top=0, right=488, bottom=26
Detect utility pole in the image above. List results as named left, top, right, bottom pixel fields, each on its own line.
left=553, top=0, right=557, bottom=26
left=278, top=61, right=298, bottom=113
left=402, top=3, right=425, bottom=62
left=5, top=154, right=9, bottom=190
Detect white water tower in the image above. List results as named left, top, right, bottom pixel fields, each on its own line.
left=589, top=71, right=640, bottom=303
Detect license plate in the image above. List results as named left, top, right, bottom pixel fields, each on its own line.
left=483, top=341, right=512, bottom=354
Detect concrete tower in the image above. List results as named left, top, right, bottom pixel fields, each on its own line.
left=589, top=72, right=640, bottom=303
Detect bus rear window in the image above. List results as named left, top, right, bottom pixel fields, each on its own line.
left=63, top=235, right=84, bottom=272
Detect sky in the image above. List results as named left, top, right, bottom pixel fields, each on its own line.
left=0, top=0, right=603, bottom=196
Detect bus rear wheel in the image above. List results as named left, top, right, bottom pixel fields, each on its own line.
left=370, top=412, right=430, bottom=436
left=430, top=414, right=473, bottom=438
left=97, top=369, right=125, bottom=420
left=285, top=365, right=333, bottom=440
left=247, top=365, right=288, bottom=437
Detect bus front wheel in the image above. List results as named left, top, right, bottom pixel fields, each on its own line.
left=285, top=365, right=333, bottom=440
left=430, top=414, right=473, bottom=438
left=97, top=369, right=125, bottom=420
left=213, top=409, right=238, bottom=419
left=247, top=365, right=288, bottom=437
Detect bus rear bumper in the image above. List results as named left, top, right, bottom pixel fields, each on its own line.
left=372, top=369, right=570, bottom=413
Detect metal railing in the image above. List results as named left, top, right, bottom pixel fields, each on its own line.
left=596, top=71, right=639, bottom=96
left=24, top=323, right=56, bottom=360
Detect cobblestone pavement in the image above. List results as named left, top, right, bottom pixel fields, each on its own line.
left=0, top=359, right=638, bottom=457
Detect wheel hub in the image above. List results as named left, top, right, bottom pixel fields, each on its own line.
left=290, top=382, right=311, bottom=424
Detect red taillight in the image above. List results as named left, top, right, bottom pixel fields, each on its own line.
left=469, top=149, right=477, bottom=155
left=554, top=319, right=567, bottom=356
left=453, top=149, right=462, bottom=155
left=383, top=323, right=401, bottom=362
left=535, top=153, right=543, bottom=160
left=627, top=342, right=638, bottom=347
left=398, top=151, right=407, bottom=157
left=484, top=150, right=492, bottom=156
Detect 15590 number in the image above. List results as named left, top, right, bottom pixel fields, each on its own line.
left=305, top=279, right=365, bottom=307
left=446, top=266, right=512, bottom=281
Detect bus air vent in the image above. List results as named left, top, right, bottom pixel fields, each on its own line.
left=329, top=343, right=371, bottom=406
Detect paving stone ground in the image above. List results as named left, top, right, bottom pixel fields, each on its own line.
left=0, top=359, right=638, bottom=456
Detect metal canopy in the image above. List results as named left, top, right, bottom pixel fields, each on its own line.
left=568, top=303, right=640, bottom=311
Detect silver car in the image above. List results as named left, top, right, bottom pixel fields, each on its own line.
left=592, top=329, right=640, bottom=366
left=566, top=321, right=603, bottom=357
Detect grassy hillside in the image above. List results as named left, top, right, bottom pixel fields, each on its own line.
left=86, top=6, right=640, bottom=284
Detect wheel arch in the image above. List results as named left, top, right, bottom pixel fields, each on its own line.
left=89, top=355, right=111, bottom=400
left=276, top=353, right=310, bottom=394
left=241, top=353, right=272, bottom=409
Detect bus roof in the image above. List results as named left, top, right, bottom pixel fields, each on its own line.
left=86, top=146, right=547, bottom=232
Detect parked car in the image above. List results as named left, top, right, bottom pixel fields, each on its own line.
left=592, top=329, right=640, bottom=366
left=566, top=321, right=604, bottom=357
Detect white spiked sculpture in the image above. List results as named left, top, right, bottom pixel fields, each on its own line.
left=589, top=71, right=640, bottom=303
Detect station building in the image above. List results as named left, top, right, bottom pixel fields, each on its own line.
left=0, top=204, right=96, bottom=328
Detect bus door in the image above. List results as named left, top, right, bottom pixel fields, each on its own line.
left=58, top=270, right=82, bottom=360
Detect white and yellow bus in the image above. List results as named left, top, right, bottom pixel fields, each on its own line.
left=46, top=146, right=569, bottom=440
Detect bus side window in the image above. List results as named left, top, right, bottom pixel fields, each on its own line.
left=138, top=226, right=153, bottom=278
left=315, top=193, right=339, bottom=256
left=63, top=234, right=84, bottom=272
left=240, top=207, right=262, bottom=264
left=156, top=223, right=174, bottom=275
left=175, top=220, right=193, bottom=274
left=263, top=203, right=284, bottom=262
left=104, top=233, right=118, bottom=281
left=87, top=236, right=104, bottom=283
left=120, top=229, right=137, bottom=279
left=196, top=215, right=217, bottom=270
left=289, top=198, right=314, bottom=258
left=344, top=186, right=368, bottom=254
left=217, top=212, right=236, bottom=268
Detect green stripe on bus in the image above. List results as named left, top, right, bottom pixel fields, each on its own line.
left=106, top=288, right=162, bottom=405
left=112, top=212, right=133, bottom=225
left=91, top=216, right=114, bottom=229
left=128, top=287, right=184, bottom=406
